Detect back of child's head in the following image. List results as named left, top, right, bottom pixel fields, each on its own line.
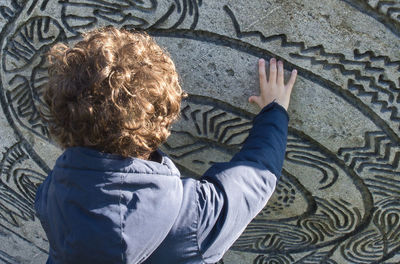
left=42, top=26, right=185, bottom=159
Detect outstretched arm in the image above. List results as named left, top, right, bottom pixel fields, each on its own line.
left=196, top=58, right=297, bottom=263
left=231, top=58, right=297, bottom=176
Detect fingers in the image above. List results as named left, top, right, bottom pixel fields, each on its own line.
left=253, top=57, right=297, bottom=109
left=258, top=59, right=267, bottom=91
left=277, top=60, right=284, bottom=86
left=268, top=58, right=277, bottom=84
left=286, top=69, right=298, bottom=93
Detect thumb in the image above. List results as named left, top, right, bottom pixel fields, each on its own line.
left=249, top=95, right=262, bottom=106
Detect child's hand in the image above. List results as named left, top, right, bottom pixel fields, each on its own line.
left=249, top=58, right=297, bottom=111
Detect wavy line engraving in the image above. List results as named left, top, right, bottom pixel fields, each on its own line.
left=0, top=0, right=399, bottom=262
left=222, top=5, right=400, bottom=139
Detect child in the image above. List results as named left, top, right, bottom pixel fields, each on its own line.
left=35, top=26, right=297, bottom=264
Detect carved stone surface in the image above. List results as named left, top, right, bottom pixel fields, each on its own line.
left=0, top=0, right=399, bottom=263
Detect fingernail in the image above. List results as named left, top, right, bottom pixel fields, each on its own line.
left=293, top=69, right=297, bottom=73
left=259, top=58, right=264, bottom=63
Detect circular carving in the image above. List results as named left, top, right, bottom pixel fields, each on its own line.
left=0, top=0, right=399, bottom=262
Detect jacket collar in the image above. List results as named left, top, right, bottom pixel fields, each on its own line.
left=55, top=146, right=180, bottom=177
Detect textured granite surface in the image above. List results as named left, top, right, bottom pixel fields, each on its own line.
left=0, top=0, right=399, bottom=263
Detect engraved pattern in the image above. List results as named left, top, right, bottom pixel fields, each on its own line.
left=341, top=0, right=400, bottom=37
left=0, top=0, right=399, bottom=263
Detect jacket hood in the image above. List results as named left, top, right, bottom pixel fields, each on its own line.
left=35, top=147, right=183, bottom=264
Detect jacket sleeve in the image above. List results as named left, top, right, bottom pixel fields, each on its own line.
left=196, top=101, right=289, bottom=263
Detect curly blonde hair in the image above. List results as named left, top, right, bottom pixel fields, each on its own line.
left=42, top=26, right=185, bottom=159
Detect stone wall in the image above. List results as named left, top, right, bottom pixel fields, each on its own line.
left=0, top=0, right=399, bottom=263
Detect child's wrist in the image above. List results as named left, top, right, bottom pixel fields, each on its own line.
left=256, top=101, right=289, bottom=122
